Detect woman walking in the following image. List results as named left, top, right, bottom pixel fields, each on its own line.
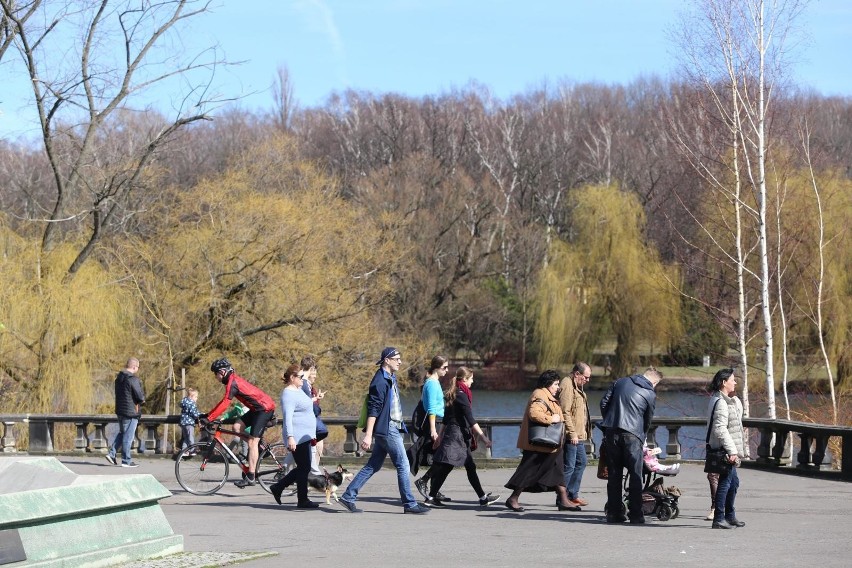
left=707, top=368, right=746, bottom=529
left=270, top=364, right=319, bottom=509
left=425, top=367, right=500, bottom=507
left=504, top=370, right=577, bottom=512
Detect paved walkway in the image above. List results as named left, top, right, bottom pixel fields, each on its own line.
left=58, top=456, right=852, bottom=568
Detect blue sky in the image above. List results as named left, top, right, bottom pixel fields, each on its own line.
left=1, top=0, right=850, bottom=138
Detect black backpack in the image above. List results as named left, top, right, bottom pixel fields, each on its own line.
left=411, top=399, right=428, bottom=436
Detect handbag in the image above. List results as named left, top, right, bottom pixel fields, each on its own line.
left=703, top=399, right=732, bottom=475
left=596, top=442, right=609, bottom=480
left=527, top=399, right=564, bottom=448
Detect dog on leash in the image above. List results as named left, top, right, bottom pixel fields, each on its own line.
left=307, top=465, right=354, bottom=504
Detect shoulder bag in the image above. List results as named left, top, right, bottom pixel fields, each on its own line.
left=528, top=398, right=564, bottom=448
left=703, top=398, right=732, bottom=475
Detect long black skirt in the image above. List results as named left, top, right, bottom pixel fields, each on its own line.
left=505, top=449, right=564, bottom=493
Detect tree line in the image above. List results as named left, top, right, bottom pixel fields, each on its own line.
left=1, top=0, right=850, bottom=420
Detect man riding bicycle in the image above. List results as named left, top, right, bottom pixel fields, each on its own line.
left=204, top=358, right=276, bottom=487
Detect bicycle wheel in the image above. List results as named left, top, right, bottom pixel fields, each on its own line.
left=175, top=442, right=229, bottom=495
left=255, top=442, right=288, bottom=494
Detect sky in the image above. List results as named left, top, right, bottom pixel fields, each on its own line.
left=1, top=0, right=850, bottom=139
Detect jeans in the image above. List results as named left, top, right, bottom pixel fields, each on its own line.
left=604, top=430, right=644, bottom=519
left=713, top=467, right=740, bottom=522
left=562, top=441, right=588, bottom=500
left=108, top=416, right=138, bottom=464
left=342, top=426, right=417, bottom=508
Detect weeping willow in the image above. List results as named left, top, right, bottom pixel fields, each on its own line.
left=535, top=185, right=681, bottom=376
left=0, top=218, right=134, bottom=413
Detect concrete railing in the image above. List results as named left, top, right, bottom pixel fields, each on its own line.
left=1, top=414, right=849, bottom=478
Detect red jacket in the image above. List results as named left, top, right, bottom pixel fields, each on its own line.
left=208, top=373, right=275, bottom=420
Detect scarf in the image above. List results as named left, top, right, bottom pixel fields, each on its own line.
left=457, top=381, right=473, bottom=406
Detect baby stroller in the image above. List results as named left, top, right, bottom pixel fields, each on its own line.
left=605, top=445, right=682, bottom=521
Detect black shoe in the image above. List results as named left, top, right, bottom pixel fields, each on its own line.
left=414, top=477, right=429, bottom=499
left=297, top=500, right=320, bottom=509
left=404, top=504, right=431, bottom=514
left=271, top=485, right=284, bottom=505
left=629, top=517, right=646, bottom=524
left=606, top=515, right=627, bottom=524
left=436, top=491, right=452, bottom=502
left=505, top=499, right=525, bottom=512
left=105, top=454, right=117, bottom=466
left=424, top=497, right=447, bottom=508
left=712, top=520, right=736, bottom=529
left=725, top=518, right=746, bottom=527
left=558, top=502, right=581, bottom=511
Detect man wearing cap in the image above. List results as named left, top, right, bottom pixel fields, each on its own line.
left=338, top=347, right=430, bottom=514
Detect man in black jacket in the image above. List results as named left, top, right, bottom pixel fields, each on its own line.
left=600, top=367, right=662, bottom=524
left=106, top=358, right=146, bottom=467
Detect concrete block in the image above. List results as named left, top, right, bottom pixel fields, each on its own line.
left=0, top=457, right=182, bottom=567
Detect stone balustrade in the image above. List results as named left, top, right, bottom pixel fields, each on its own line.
left=1, top=413, right=849, bottom=478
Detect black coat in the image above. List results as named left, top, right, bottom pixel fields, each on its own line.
left=114, top=370, right=145, bottom=418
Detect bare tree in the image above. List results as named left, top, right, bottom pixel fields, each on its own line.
left=3, top=0, right=233, bottom=279
left=272, top=64, right=298, bottom=132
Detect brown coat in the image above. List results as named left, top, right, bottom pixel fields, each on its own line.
left=516, top=387, right=564, bottom=454
left=558, top=377, right=592, bottom=441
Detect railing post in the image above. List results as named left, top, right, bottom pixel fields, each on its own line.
left=645, top=426, right=658, bottom=450
left=343, top=424, right=359, bottom=455
left=473, top=425, right=493, bottom=459
left=143, top=421, right=159, bottom=454
left=812, top=435, right=830, bottom=467
left=74, top=422, right=90, bottom=452
left=28, top=417, right=55, bottom=453
left=665, top=425, right=682, bottom=460
left=796, top=432, right=812, bottom=468
left=842, top=433, right=852, bottom=479
left=756, top=426, right=773, bottom=465
left=91, top=421, right=110, bottom=452
left=1, top=421, right=17, bottom=452
left=771, top=429, right=791, bottom=465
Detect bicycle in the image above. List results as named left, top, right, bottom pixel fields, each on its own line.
left=174, top=418, right=288, bottom=495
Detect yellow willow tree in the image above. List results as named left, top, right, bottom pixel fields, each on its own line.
left=0, top=215, right=134, bottom=413
left=110, top=135, right=404, bottom=414
left=535, top=185, right=681, bottom=376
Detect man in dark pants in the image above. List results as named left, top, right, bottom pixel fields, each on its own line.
left=600, top=367, right=662, bottom=524
left=106, top=358, right=146, bottom=467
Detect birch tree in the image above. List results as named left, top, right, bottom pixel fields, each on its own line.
left=673, top=0, right=809, bottom=418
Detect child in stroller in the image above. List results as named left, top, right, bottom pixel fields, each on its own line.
left=607, top=445, right=682, bottom=521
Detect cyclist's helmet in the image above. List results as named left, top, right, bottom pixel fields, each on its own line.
left=210, top=357, right=233, bottom=376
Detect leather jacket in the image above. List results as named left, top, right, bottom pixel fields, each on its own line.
left=599, top=374, right=656, bottom=440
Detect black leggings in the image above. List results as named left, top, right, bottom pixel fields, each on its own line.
left=271, top=440, right=311, bottom=502
left=428, top=454, right=484, bottom=499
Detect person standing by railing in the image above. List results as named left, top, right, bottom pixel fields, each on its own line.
left=105, top=358, right=145, bottom=468
left=707, top=368, right=746, bottom=530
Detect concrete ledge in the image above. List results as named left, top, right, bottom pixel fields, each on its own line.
left=0, top=457, right=182, bottom=567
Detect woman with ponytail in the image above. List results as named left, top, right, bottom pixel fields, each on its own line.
left=424, top=367, right=500, bottom=508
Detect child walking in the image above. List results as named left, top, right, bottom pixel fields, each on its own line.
left=179, top=387, right=201, bottom=450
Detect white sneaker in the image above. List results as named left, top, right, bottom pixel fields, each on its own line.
left=121, top=461, right=139, bottom=468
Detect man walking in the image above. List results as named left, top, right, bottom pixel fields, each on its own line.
left=558, top=362, right=592, bottom=508
left=338, top=347, right=430, bottom=514
left=600, top=366, right=663, bottom=524
left=106, top=358, right=146, bottom=468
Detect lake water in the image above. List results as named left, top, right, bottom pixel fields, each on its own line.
left=401, top=389, right=809, bottom=459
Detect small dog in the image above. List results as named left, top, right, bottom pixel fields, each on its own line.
left=307, top=465, right=354, bottom=504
